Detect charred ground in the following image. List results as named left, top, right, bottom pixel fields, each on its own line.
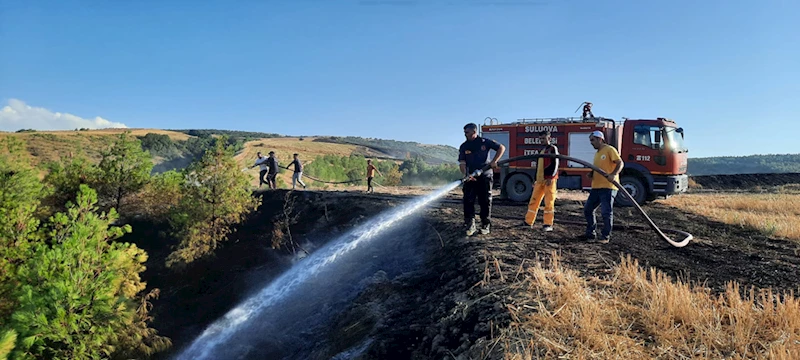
left=691, top=172, right=800, bottom=191
left=129, top=182, right=800, bottom=359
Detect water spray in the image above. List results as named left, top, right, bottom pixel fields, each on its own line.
left=173, top=180, right=462, bottom=359
left=475, top=153, right=693, bottom=248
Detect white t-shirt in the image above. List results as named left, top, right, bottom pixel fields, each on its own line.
left=254, top=157, right=269, bottom=171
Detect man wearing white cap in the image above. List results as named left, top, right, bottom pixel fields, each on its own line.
left=584, top=130, right=624, bottom=243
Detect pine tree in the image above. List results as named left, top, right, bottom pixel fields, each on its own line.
left=1, top=139, right=170, bottom=359
left=166, top=136, right=261, bottom=268
left=5, top=185, right=170, bottom=359
left=125, top=170, right=184, bottom=222
left=96, top=132, right=154, bottom=213
left=0, top=138, right=46, bottom=325
left=42, top=154, right=100, bottom=213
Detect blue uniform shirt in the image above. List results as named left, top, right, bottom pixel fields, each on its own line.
left=459, top=136, right=501, bottom=176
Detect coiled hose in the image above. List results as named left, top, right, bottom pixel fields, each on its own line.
left=463, top=153, right=693, bottom=248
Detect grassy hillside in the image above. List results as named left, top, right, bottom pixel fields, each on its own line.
left=169, top=129, right=285, bottom=141
left=0, top=130, right=406, bottom=187
left=0, top=129, right=192, bottom=172
left=234, top=137, right=397, bottom=188
left=312, top=136, right=459, bottom=165
left=688, top=154, right=800, bottom=175
left=2, top=129, right=460, bottom=188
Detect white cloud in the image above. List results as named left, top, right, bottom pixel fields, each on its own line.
left=0, top=99, right=128, bottom=132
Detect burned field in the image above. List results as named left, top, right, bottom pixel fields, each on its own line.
left=137, top=185, right=800, bottom=359
left=691, top=172, right=800, bottom=191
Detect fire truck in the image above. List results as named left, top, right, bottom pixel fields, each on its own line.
left=481, top=116, right=689, bottom=206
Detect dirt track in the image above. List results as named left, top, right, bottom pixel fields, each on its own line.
left=138, top=187, right=800, bottom=359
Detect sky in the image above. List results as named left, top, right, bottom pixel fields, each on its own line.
left=1, top=0, right=798, bottom=158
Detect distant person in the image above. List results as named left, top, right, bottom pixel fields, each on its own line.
left=459, top=122, right=505, bottom=236
left=266, top=151, right=279, bottom=190
left=366, top=159, right=382, bottom=193
left=251, top=151, right=269, bottom=188
left=525, top=130, right=559, bottom=232
left=582, top=102, right=594, bottom=120
left=584, top=130, right=624, bottom=243
left=287, top=153, right=307, bottom=190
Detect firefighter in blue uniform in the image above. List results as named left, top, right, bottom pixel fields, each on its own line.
left=459, top=123, right=506, bottom=236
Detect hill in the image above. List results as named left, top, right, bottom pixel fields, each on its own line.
left=312, top=136, right=459, bottom=165
left=0, top=128, right=192, bottom=172
left=233, top=137, right=396, bottom=188
left=0, top=129, right=456, bottom=187
left=167, top=131, right=460, bottom=165
left=688, top=153, right=800, bottom=175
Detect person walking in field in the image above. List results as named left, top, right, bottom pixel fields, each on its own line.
left=524, top=130, right=559, bottom=232
left=287, top=153, right=307, bottom=190
left=366, top=159, right=382, bottom=193
left=584, top=130, right=624, bottom=243
left=251, top=151, right=270, bottom=188
left=265, top=151, right=279, bottom=190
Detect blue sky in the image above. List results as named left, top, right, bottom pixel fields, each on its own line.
left=1, top=0, right=797, bottom=158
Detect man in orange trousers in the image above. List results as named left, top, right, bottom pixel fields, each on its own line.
left=525, top=130, right=559, bottom=231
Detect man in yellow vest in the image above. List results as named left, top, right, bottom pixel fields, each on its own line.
left=524, top=130, right=559, bottom=232
left=584, top=130, right=624, bottom=243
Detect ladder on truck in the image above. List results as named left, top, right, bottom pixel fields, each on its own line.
left=516, top=116, right=614, bottom=124
left=484, top=116, right=615, bottom=126
left=483, top=117, right=616, bottom=125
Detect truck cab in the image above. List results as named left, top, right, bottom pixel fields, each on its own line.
left=617, top=118, right=689, bottom=205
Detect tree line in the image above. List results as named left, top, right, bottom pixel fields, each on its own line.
left=312, top=136, right=459, bottom=165
left=0, top=133, right=259, bottom=359
left=303, top=154, right=463, bottom=187
left=688, top=154, right=800, bottom=175
left=138, top=132, right=244, bottom=161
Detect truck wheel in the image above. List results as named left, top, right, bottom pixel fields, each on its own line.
left=505, top=173, right=532, bottom=202
left=616, top=176, right=646, bottom=207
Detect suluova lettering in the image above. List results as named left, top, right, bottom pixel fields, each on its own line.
left=525, top=125, right=558, bottom=133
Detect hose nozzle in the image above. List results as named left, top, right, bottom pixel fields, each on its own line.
left=458, top=169, right=484, bottom=183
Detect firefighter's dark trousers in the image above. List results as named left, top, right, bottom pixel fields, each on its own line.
left=259, top=170, right=269, bottom=187
left=267, top=173, right=277, bottom=189
left=463, top=174, right=493, bottom=226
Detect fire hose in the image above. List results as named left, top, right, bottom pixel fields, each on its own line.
left=244, top=166, right=364, bottom=184
left=287, top=167, right=364, bottom=185
left=461, top=153, right=693, bottom=248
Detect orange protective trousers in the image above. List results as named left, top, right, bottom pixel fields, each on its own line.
left=524, top=181, right=557, bottom=226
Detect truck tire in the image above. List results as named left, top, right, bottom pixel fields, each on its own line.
left=616, top=176, right=646, bottom=207
left=505, top=173, right=532, bottom=202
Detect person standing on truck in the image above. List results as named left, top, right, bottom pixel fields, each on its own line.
left=459, top=123, right=505, bottom=236
left=366, top=159, right=382, bottom=193
left=251, top=151, right=270, bottom=188
left=584, top=130, right=624, bottom=243
left=287, top=153, right=306, bottom=190
left=524, top=130, right=559, bottom=232
left=266, top=151, right=279, bottom=190
left=582, top=102, right=594, bottom=120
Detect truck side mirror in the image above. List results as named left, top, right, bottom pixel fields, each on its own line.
left=654, top=130, right=662, bottom=143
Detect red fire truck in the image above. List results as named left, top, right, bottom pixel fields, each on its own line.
left=481, top=116, right=689, bottom=206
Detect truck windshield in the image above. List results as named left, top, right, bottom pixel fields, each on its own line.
left=664, top=126, right=687, bottom=153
